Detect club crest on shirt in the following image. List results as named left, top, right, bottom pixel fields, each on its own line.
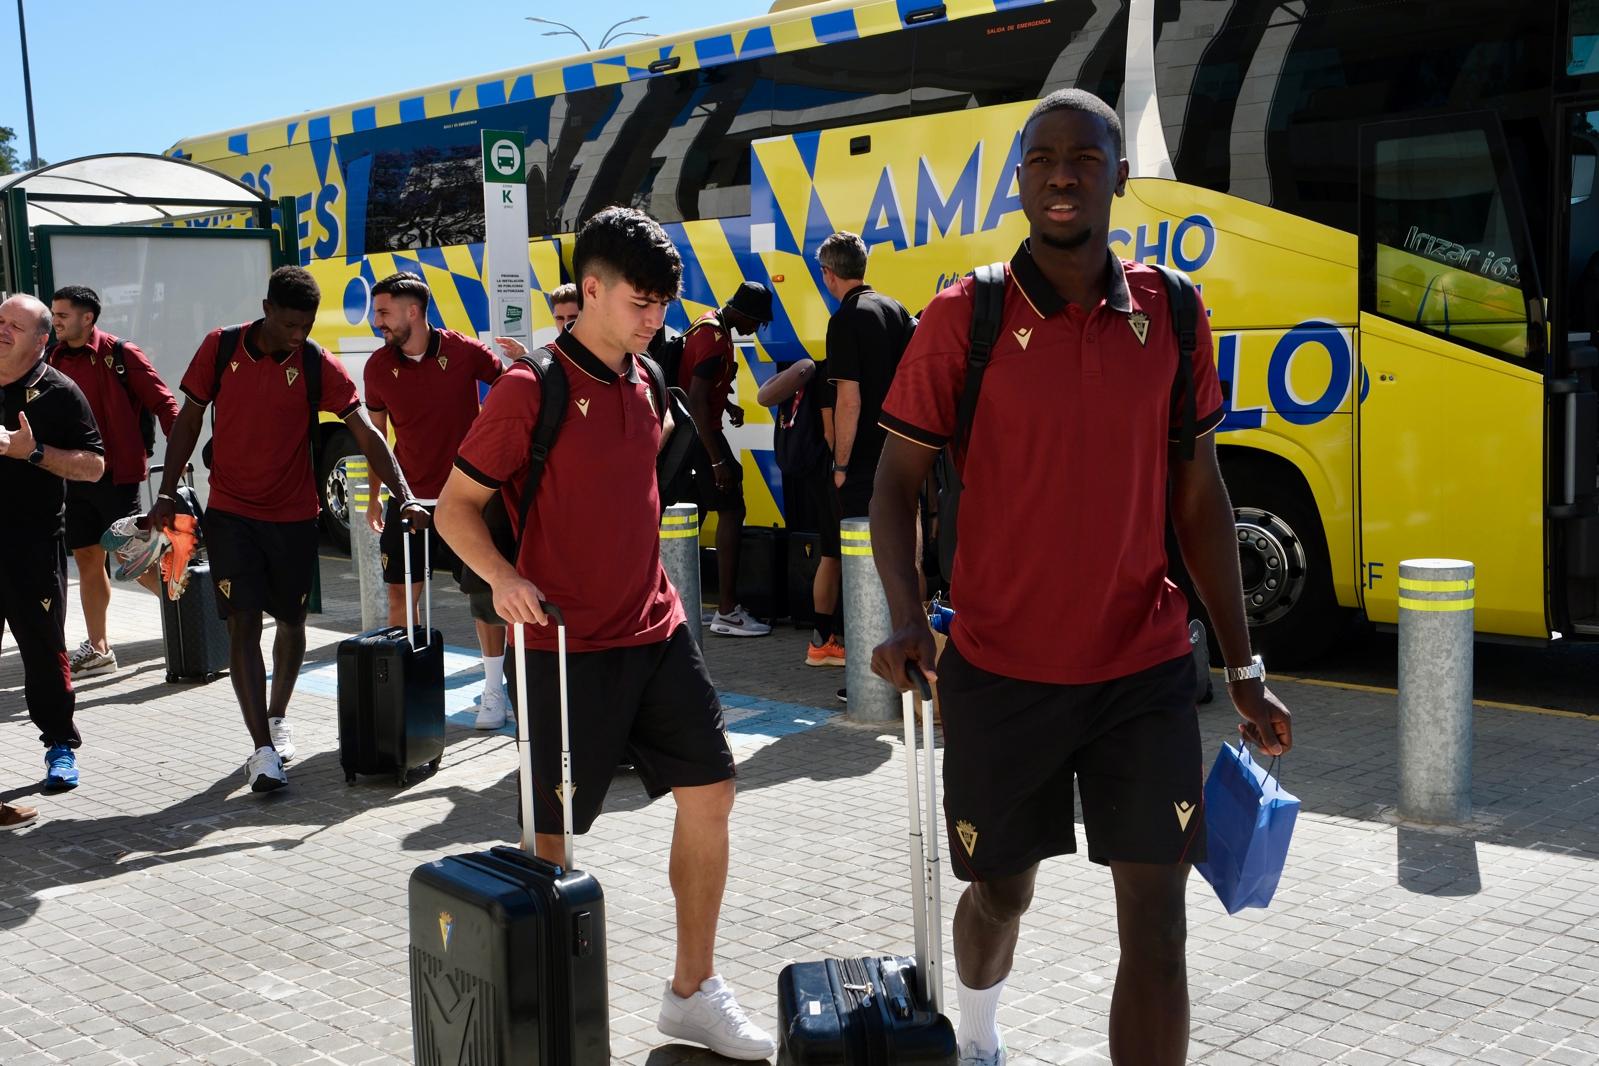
left=104, top=353, right=114, bottom=369
left=643, top=387, right=658, bottom=417
left=218, top=580, right=232, bottom=599
left=285, top=367, right=300, bottom=387
left=437, top=356, right=449, bottom=371
left=1128, top=311, right=1151, bottom=346
left=381, top=553, right=390, bottom=571
left=25, top=388, right=40, bottom=404
left=956, top=819, right=978, bottom=856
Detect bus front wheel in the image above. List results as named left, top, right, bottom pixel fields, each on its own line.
left=1226, top=468, right=1344, bottom=668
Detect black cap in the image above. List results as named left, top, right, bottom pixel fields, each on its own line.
left=726, top=281, right=773, bottom=324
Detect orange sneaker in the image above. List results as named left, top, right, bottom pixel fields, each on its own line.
left=806, top=635, right=846, bottom=667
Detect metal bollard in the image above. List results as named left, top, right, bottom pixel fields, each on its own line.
left=1397, top=558, right=1475, bottom=824
left=841, top=518, right=899, bottom=723
left=347, top=459, right=389, bottom=632
left=660, top=504, right=703, bottom=646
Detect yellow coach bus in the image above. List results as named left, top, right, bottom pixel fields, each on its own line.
left=168, top=0, right=1599, bottom=663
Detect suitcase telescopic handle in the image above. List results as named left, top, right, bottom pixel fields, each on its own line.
left=399, top=513, right=433, bottom=652
left=513, top=601, right=573, bottom=871
left=901, top=661, right=944, bottom=1014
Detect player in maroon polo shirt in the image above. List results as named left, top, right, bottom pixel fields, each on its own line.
left=148, top=267, right=426, bottom=794
left=870, top=91, right=1295, bottom=1066
left=677, top=281, right=774, bottom=638
left=437, top=207, right=775, bottom=1062
left=362, top=272, right=511, bottom=728
left=47, top=285, right=180, bottom=679
left=548, top=282, right=580, bottom=331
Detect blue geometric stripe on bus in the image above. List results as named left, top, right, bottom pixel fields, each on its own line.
left=737, top=27, right=777, bottom=61
left=663, top=223, right=719, bottom=310
left=794, top=130, right=822, bottom=180
left=454, top=271, right=490, bottom=336
left=697, top=34, right=737, bottom=65
left=509, top=75, right=535, bottom=103
left=751, top=451, right=783, bottom=511
left=399, top=97, right=426, bottom=123
left=353, top=107, right=377, bottom=132
left=228, top=133, right=248, bottom=156
left=564, top=64, right=597, bottom=92
left=811, top=9, right=859, bottom=45
left=477, top=81, right=507, bottom=109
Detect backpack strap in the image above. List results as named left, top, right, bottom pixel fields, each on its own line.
left=213, top=326, right=244, bottom=397
left=302, top=337, right=326, bottom=469
left=1151, top=263, right=1199, bottom=461
left=508, top=346, right=569, bottom=556
left=953, top=262, right=1007, bottom=450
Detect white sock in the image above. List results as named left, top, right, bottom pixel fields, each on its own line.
left=956, top=974, right=1005, bottom=1054
left=483, top=653, right=505, bottom=694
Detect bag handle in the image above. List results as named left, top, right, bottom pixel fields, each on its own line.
left=513, top=602, right=573, bottom=871
left=902, top=662, right=944, bottom=1014
left=398, top=505, right=435, bottom=651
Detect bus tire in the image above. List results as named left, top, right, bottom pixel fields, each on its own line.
left=319, top=429, right=359, bottom=555
left=1223, top=458, right=1344, bottom=668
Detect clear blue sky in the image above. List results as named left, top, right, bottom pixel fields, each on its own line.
left=0, top=0, right=766, bottom=163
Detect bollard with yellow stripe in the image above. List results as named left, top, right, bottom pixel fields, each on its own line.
left=660, top=504, right=703, bottom=646
left=1396, top=558, right=1474, bottom=825
left=840, top=518, right=898, bottom=722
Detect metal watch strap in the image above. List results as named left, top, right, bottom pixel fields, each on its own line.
left=1224, top=654, right=1265, bottom=683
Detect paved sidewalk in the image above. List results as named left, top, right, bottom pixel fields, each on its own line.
left=0, top=557, right=1597, bottom=1064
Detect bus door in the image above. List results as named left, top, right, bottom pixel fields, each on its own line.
left=1551, top=100, right=1599, bottom=635
left=1355, top=114, right=1548, bottom=637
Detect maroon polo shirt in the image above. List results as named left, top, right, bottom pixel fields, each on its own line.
left=47, top=327, right=179, bottom=485
left=881, top=244, right=1224, bottom=685
left=677, top=311, right=736, bottom=427
left=180, top=322, right=361, bottom=522
left=454, top=329, right=685, bottom=652
left=365, top=328, right=501, bottom=499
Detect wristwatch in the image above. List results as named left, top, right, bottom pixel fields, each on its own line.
left=1224, top=654, right=1265, bottom=684
left=27, top=444, right=44, bottom=466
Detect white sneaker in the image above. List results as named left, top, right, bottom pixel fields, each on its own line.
left=69, top=641, right=117, bottom=679
left=656, top=975, right=776, bottom=1061
left=246, top=746, right=288, bottom=792
left=709, top=606, right=771, bottom=638
left=959, top=1042, right=1007, bottom=1066
left=475, top=684, right=509, bottom=730
left=268, top=717, right=296, bottom=763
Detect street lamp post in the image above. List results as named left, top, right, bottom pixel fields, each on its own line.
left=16, top=0, right=40, bottom=170
left=525, top=15, right=653, bottom=52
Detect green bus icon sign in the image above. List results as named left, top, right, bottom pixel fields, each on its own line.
left=492, top=141, right=520, bottom=176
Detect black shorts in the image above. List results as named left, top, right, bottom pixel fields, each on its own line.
left=687, top=431, right=745, bottom=515
left=937, top=642, right=1206, bottom=880
left=793, top=467, right=842, bottom=558
left=837, top=473, right=872, bottom=521
left=64, top=476, right=141, bottom=551
left=378, top=498, right=457, bottom=585
left=205, top=509, right=320, bottom=624
left=507, top=623, right=733, bottom=835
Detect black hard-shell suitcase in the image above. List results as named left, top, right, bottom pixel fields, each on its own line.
left=160, top=561, right=230, bottom=682
left=777, top=666, right=957, bottom=1064
left=408, top=606, right=611, bottom=1064
left=337, top=529, right=445, bottom=785
left=146, top=465, right=229, bottom=683
left=737, top=525, right=788, bottom=621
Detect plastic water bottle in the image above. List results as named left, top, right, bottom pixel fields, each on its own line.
left=928, top=596, right=955, bottom=635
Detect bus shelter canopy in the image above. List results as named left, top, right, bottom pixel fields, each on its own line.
left=0, top=153, right=264, bottom=227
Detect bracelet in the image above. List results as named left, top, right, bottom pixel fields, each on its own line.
left=833, top=462, right=850, bottom=472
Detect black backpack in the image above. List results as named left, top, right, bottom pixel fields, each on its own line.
left=933, top=261, right=1200, bottom=584
left=199, top=325, right=324, bottom=472
left=457, top=347, right=696, bottom=596
left=47, top=336, right=158, bottom=457
left=772, top=366, right=832, bottom=478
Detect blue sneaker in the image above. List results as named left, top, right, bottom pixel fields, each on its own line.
left=44, top=745, right=78, bottom=791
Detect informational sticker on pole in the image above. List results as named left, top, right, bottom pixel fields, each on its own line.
left=481, top=130, right=530, bottom=341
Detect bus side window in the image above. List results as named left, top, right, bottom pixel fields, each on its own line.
left=1362, top=121, right=1538, bottom=363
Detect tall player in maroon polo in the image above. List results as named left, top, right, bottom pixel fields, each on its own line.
left=870, top=91, right=1294, bottom=1066
left=362, top=272, right=512, bottom=729
left=149, top=267, right=426, bottom=794
left=437, top=207, right=776, bottom=1062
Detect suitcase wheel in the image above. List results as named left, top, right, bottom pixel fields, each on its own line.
left=428, top=756, right=441, bottom=774
left=344, top=772, right=356, bottom=785
left=396, top=770, right=408, bottom=787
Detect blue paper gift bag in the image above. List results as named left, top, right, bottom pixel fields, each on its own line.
left=1195, top=742, right=1299, bottom=914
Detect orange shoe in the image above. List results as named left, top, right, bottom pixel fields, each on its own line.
left=159, top=514, right=200, bottom=600
left=805, top=635, right=846, bottom=667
